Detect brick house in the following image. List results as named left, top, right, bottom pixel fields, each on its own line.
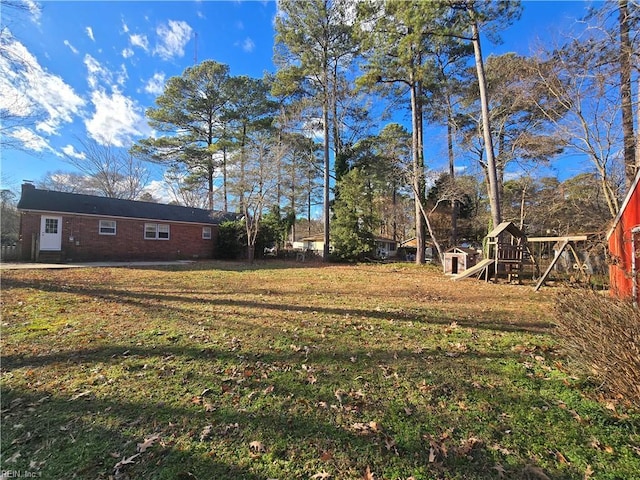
left=17, top=183, right=238, bottom=262
left=607, top=171, right=640, bottom=304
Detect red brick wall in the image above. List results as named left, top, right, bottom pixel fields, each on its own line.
left=19, top=212, right=218, bottom=262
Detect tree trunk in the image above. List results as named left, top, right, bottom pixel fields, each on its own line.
left=619, top=0, right=637, bottom=188
left=447, top=107, right=458, bottom=246
left=323, top=91, right=331, bottom=261
left=470, top=17, right=501, bottom=228
left=410, top=76, right=426, bottom=264
left=222, top=145, right=228, bottom=212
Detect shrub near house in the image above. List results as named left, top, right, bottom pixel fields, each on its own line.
left=17, top=183, right=238, bottom=262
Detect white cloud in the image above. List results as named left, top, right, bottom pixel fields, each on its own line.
left=63, top=40, right=78, bottom=54
left=130, top=33, right=149, bottom=51
left=121, top=20, right=130, bottom=34
left=154, top=20, right=192, bottom=60
left=84, top=54, right=125, bottom=89
left=241, top=37, right=255, bottom=53
left=86, top=26, right=95, bottom=41
left=144, top=179, right=173, bottom=204
left=23, top=0, right=41, bottom=23
left=236, top=21, right=244, bottom=30
left=116, top=64, right=128, bottom=86
left=84, top=54, right=108, bottom=89
left=61, top=144, right=86, bottom=160
left=144, top=72, right=165, bottom=95
left=0, top=33, right=84, bottom=141
left=122, top=47, right=134, bottom=59
left=85, top=88, right=149, bottom=147
left=9, top=127, right=54, bottom=153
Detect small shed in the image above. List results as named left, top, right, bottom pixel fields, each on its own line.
left=444, top=246, right=480, bottom=275
left=607, top=171, right=640, bottom=304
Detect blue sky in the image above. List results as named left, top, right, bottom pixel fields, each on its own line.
left=1, top=0, right=595, bottom=197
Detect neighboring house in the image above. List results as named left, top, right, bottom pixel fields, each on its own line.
left=399, top=238, right=436, bottom=261
left=298, top=234, right=397, bottom=258
left=300, top=234, right=326, bottom=253
left=607, top=171, right=640, bottom=304
left=374, top=237, right=398, bottom=259
left=17, top=183, right=237, bottom=262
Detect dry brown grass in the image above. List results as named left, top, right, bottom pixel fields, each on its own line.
left=2, top=261, right=638, bottom=479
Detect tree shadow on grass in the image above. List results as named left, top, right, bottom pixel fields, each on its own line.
left=1, top=352, right=598, bottom=480
left=2, top=275, right=554, bottom=335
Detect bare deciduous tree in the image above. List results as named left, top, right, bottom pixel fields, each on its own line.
left=63, top=138, right=150, bottom=199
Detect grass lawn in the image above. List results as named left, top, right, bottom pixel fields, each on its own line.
left=1, top=261, right=638, bottom=479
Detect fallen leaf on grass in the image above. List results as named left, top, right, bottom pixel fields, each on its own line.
left=584, top=464, right=594, bottom=479
left=320, top=451, right=333, bottom=462
left=249, top=440, right=266, bottom=453
left=29, top=459, right=45, bottom=470
left=363, top=466, right=375, bottom=480
left=137, top=433, right=160, bottom=453
left=113, top=453, right=140, bottom=472
left=311, top=471, right=331, bottom=479
left=351, top=421, right=383, bottom=436
left=428, top=446, right=436, bottom=463
left=263, top=385, right=274, bottom=395
left=5, top=451, right=21, bottom=463
left=200, top=425, right=213, bottom=442
left=69, top=390, right=92, bottom=401
left=11, top=431, right=32, bottom=445
left=555, top=450, right=569, bottom=464
left=458, top=436, right=482, bottom=456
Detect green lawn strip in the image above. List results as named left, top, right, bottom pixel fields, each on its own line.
left=1, top=263, right=638, bottom=479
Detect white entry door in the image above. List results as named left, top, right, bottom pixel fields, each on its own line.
left=40, top=216, right=62, bottom=251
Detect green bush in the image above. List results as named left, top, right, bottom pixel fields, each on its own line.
left=555, top=290, right=640, bottom=407
left=215, top=220, right=246, bottom=260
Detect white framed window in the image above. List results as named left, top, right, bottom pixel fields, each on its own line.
left=202, top=226, right=212, bottom=239
left=158, top=224, right=170, bottom=239
left=99, top=220, right=117, bottom=235
left=144, top=223, right=170, bottom=240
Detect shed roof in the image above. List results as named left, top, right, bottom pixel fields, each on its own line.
left=607, top=169, right=640, bottom=240
left=17, top=184, right=237, bottom=225
left=444, top=246, right=479, bottom=255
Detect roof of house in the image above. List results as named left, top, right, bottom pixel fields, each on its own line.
left=17, top=185, right=238, bottom=225
left=607, top=169, right=640, bottom=240
left=300, top=234, right=325, bottom=242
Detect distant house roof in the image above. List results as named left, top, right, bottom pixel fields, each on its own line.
left=17, top=184, right=238, bottom=225
left=300, top=234, right=325, bottom=242
left=374, top=236, right=396, bottom=244
left=445, top=246, right=479, bottom=255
